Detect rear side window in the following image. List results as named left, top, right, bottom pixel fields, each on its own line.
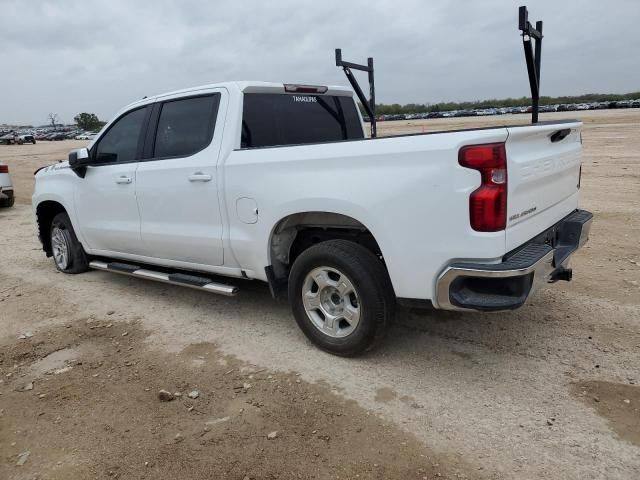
left=241, top=93, right=364, bottom=148
left=153, top=94, right=220, bottom=158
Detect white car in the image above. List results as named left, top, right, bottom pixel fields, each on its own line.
left=32, top=81, right=592, bottom=355
left=17, top=134, right=36, bottom=145
left=76, top=133, right=98, bottom=140
left=75, top=133, right=97, bottom=140
left=0, top=162, right=14, bottom=207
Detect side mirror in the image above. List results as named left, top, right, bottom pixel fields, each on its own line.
left=68, top=148, right=89, bottom=177
left=68, top=147, right=89, bottom=167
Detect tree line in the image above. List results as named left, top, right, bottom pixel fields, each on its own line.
left=37, top=89, right=640, bottom=130
left=361, top=91, right=640, bottom=115
left=73, top=113, right=107, bottom=131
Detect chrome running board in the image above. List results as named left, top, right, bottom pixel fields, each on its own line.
left=89, top=260, right=238, bottom=296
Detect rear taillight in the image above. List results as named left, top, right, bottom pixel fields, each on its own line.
left=459, top=142, right=507, bottom=232
left=0, top=165, right=8, bottom=173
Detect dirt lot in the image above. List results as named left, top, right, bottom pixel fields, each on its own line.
left=1, top=109, right=639, bottom=479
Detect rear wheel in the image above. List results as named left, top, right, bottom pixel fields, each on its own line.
left=288, top=240, right=395, bottom=356
left=50, top=213, right=89, bottom=273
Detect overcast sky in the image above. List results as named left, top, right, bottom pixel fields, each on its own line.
left=1, top=0, right=639, bottom=125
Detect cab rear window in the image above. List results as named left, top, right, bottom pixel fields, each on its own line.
left=241, top=93, right=364, bottom=148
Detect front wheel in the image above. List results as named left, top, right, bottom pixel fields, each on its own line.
left=288, top=240, right=395, bottom=356
left=50, top=213, right=90, bottom=273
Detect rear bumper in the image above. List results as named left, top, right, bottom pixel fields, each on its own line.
left=0, top=186, right=14, bottom=201
left=435, top=209, right=593, bottom=311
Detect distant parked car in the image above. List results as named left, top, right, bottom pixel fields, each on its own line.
left=631, top=100, right=640, bottom=108
left=0, top=162, right=14, bottom=207
left=0, top=132, right=17, bottom=145
left=17, top=134, right=36, bottom=145
left=50, top=133, right=67, bottom=141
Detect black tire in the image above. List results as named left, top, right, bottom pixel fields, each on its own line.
left=288, top=239, right=395, bottom=356
left=50, top=212, right=90, bottom=274
left=0, top=196, right=14, bottom=208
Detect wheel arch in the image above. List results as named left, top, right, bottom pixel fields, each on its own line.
left=266, top=211, right=386, bottom=297
left=35, top=200, right=68, bottom=256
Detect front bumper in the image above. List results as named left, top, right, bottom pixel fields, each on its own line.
left=436, top=209, right=593, bottom=311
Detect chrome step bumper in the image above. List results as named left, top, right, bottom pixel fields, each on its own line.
left=435, top=209, right=593, bottom=311
left=89, top=261, right=238, bottom=296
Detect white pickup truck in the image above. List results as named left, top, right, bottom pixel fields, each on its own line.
left=32, top=81, right=592, bottom=355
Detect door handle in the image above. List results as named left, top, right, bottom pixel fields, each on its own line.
left=188, top=172, right=212, bottom=182
left=116, top=176, right=132, bottom=184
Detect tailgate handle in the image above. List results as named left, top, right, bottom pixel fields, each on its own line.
left=550, top=128, right=571, bottom=143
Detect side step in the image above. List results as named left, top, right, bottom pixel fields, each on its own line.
left=89, top=261, right=239, bottom=296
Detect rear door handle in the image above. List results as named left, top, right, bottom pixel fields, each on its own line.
left=116, top=176, right=132, bottom=184
left=188, top=172, right=212, bottom=182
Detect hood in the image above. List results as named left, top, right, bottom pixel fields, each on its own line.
left=35, top=161, right=69, bottom=176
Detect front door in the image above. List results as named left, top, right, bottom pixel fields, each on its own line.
left=75, top=106, right=149, bottom=254
left=135, top=91, right=226, bottom=266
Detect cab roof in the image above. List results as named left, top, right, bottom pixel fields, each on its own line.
left=124, top=81, right=354, bottom=111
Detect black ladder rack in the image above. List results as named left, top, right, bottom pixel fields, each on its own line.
left=336, top=6, right=545, bottom=130
left=519, top=5, right=543, bottom=124
left=335, top=49, right=377, bottom=137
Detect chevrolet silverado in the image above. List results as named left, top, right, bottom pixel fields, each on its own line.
left=32, top=81, right=592, bottom=355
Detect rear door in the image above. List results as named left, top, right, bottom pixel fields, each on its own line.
left=135, top=90, right=226, bottom=266
left=505, top=121, right=583, bottom=250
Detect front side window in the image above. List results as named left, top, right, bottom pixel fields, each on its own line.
left=241, top=93, right=364, bottom=148
left=153, top=94, right=220, bottom=158
left=94, top=107, right=147, bottom=164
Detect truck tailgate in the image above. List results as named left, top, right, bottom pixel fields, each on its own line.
left=505, top=121, right=582, bottom=251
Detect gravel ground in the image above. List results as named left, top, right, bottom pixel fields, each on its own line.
left=1, top=109, right=639, bottom=479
